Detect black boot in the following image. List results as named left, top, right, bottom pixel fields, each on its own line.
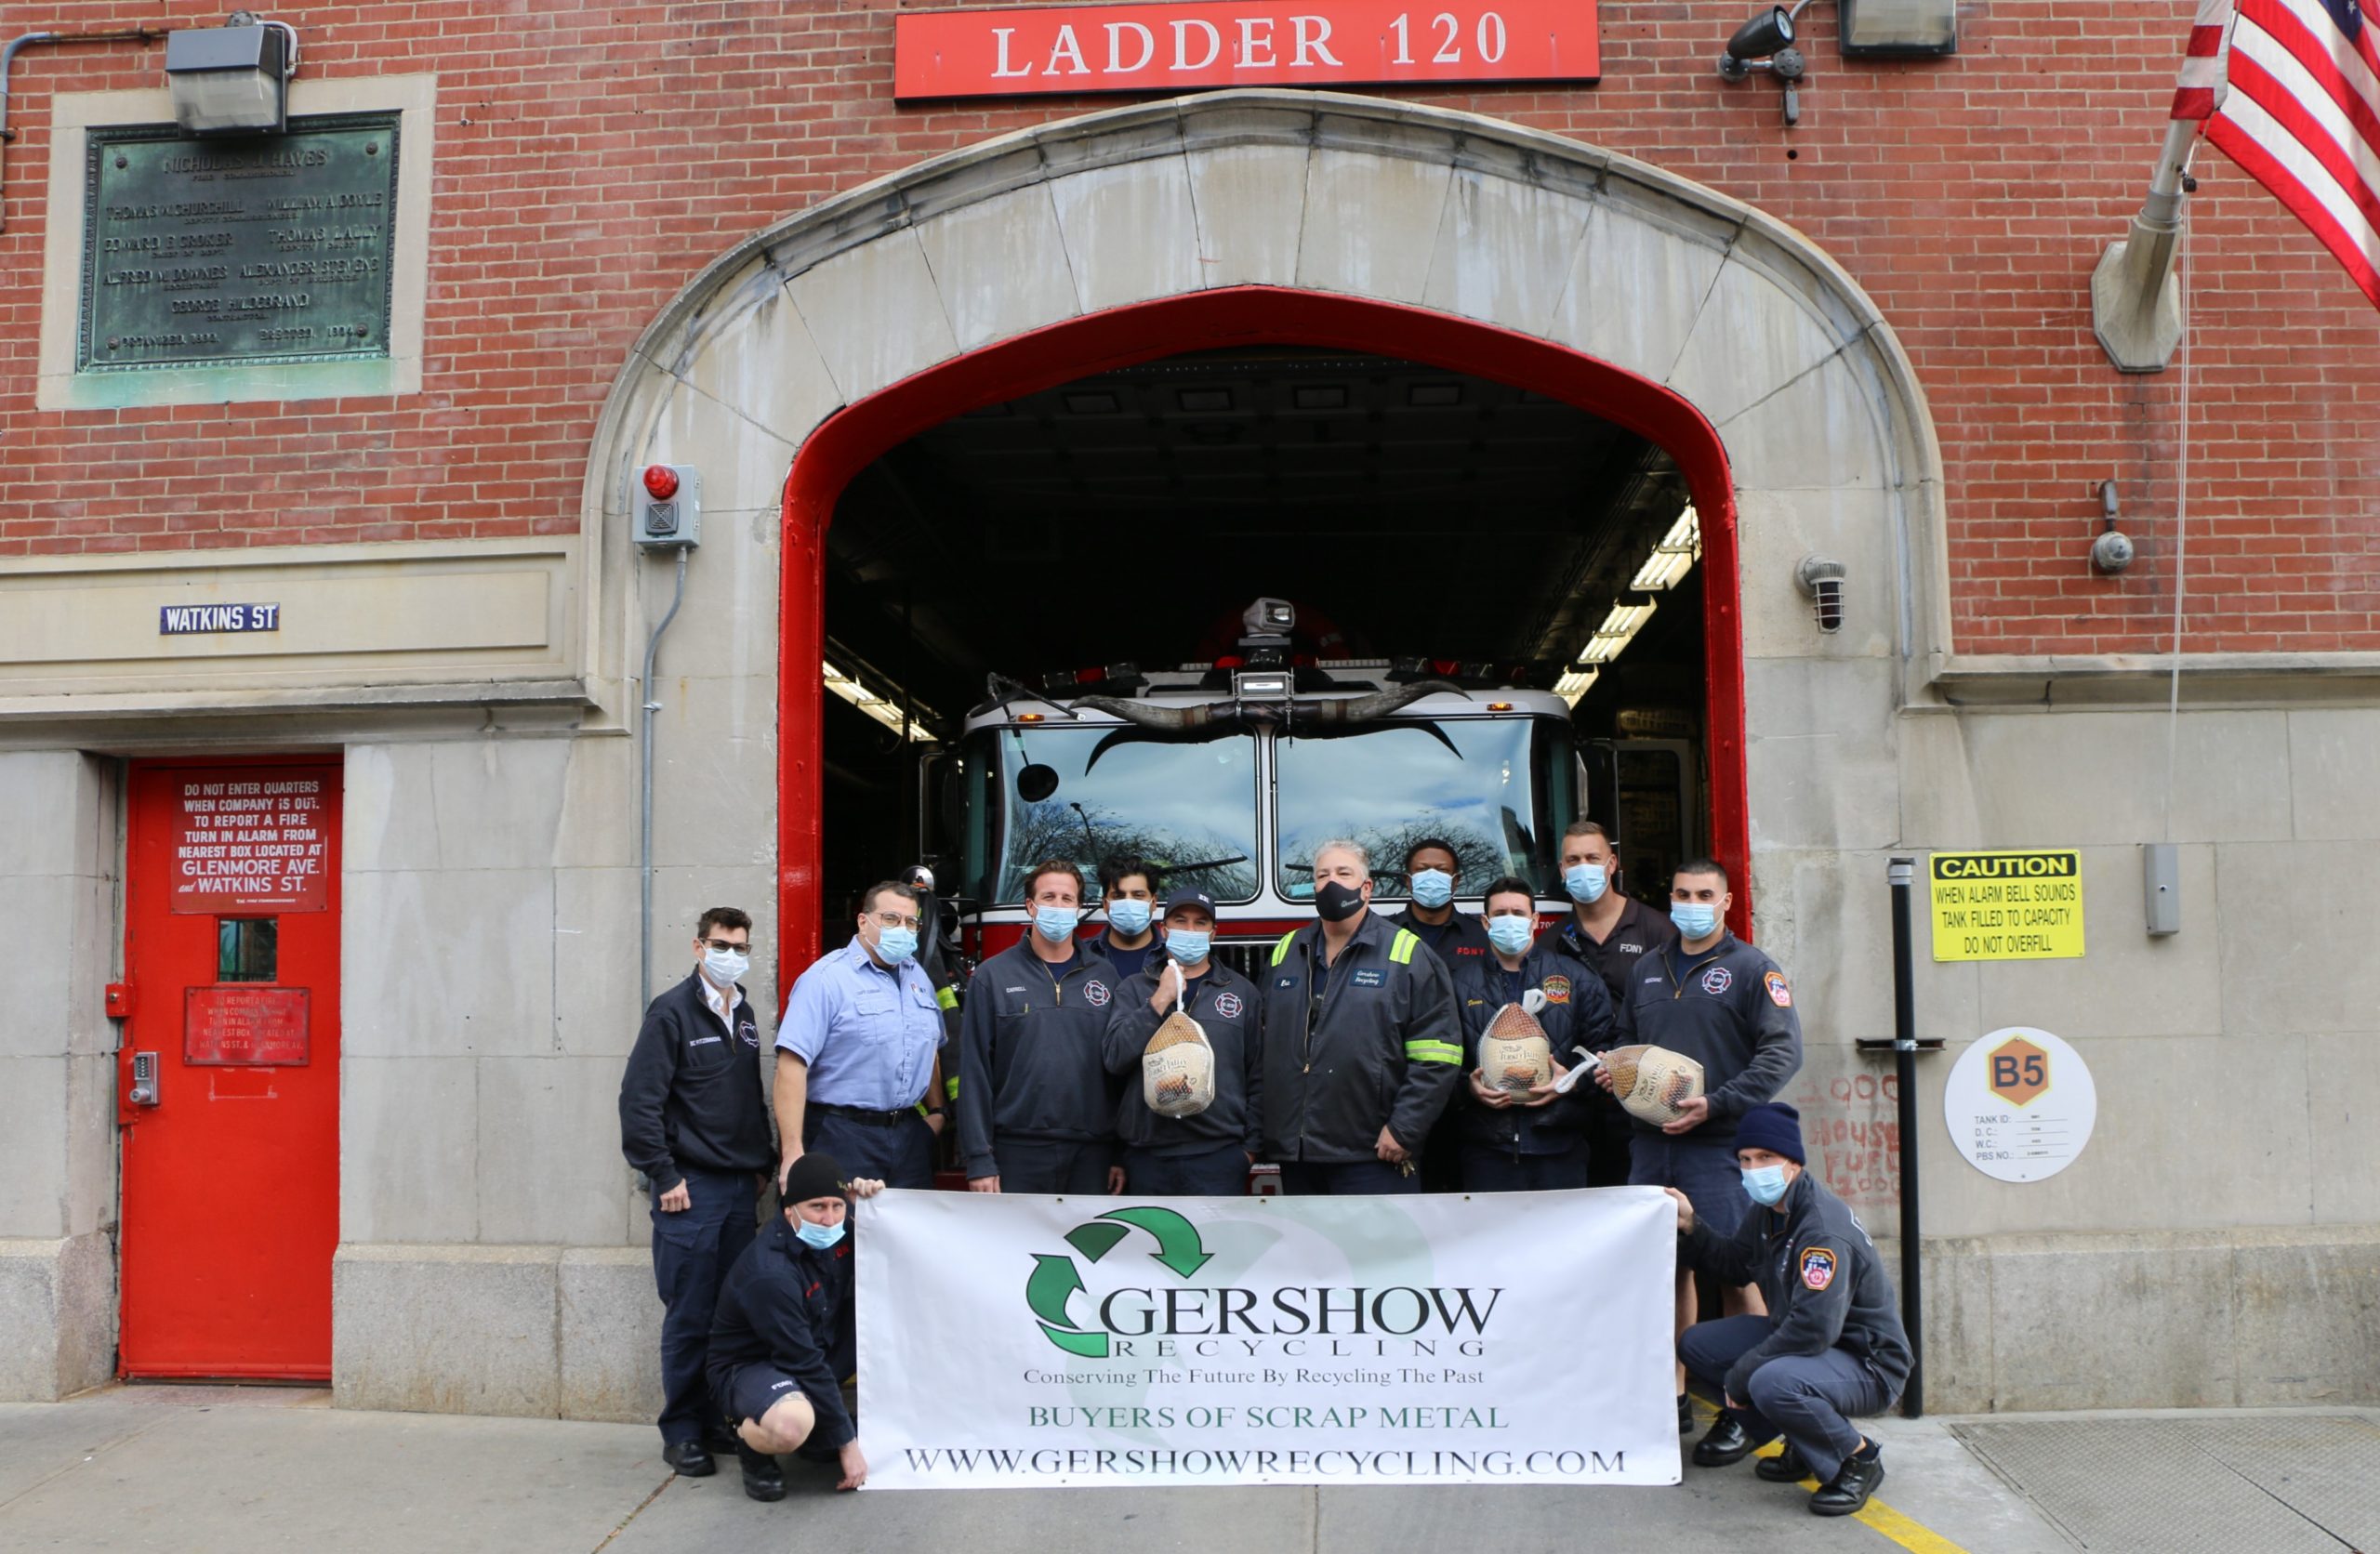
left=1756, top=1444, right=1811, bottom=1482
left=734, top=1439, right=787, bottom=1502
left=1808, top=1442, right=1884, bottom=1516
left=1691, top=1413, right=1776, bottom=1468
left=661, top=1440, right=716, bottom=1478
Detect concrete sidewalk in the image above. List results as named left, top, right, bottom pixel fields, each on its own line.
left=3, top=1386, right=2373, bottom=1553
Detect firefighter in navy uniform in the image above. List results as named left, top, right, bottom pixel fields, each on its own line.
left=616, top=906, right=774, bottom=1479
left=1600, top=856, right=1804, bottom=1433
left=1538, top=820, right=1677, bottom=1189
left=707, top=1154, right=887, bottom=1501
left=1449, top=876, right=1614, bottom=1191
left=1384, top=836, right=1492, bottom=968
left=1673, top=1103, right=1911, bottom=1518
left=956, top=859, right=1125, bottom=1194
left=1101, top=886, right=1263, bottom=1194
left=1258, top=839, right=1463, bottom=1194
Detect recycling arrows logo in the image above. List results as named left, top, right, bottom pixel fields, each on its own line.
left=1025, top=1205, right=1213, bottom=1358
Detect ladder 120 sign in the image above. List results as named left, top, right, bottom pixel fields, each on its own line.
left=893, top=0, right=1601, bottom=99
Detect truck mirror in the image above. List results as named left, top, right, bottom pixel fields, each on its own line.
left=1016, top=763, right=1060, bottom=804
left=936, top=762, right=965, bottom=847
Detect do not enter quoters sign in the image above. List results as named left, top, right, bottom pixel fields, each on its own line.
left=892, top=0, right=1602, bottom=100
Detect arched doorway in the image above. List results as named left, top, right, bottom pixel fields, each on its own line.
left=586, top=86, right=1945, bottom=989
left=777, top=286, right=1744, bottom=968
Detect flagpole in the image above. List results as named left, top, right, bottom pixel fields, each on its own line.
left=2091, top=117, right=2202, bottom=373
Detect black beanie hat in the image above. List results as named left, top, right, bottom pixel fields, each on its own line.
left=1735, top=1103, right=1806, bottom=1165
left=782, top=1153, right=849, bottom=1208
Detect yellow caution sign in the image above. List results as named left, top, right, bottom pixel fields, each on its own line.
left=1929, top=850, right=2084, bottom=962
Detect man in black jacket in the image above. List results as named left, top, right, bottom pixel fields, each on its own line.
left=1671, top=1103, right=1912, bottom=1518
left=617, top=906, right=774, bottom=1477
left=707, top=1153, right=885, bottom=1500
left=957, top=859, right=1124, bottom=1194
left=1102, top=886, right=1262, bottom=1195
left=1258, top=839, right=1462, bottom=1193
left=1450, top=876, right=1613, bottom=1191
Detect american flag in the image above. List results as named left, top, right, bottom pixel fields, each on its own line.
left=2172, top=0, right=2380, bottom=309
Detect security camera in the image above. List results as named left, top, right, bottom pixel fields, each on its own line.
left=2091, top=530, right=2136, bottom=574
left=1727, top=6, right=1797, bottom=60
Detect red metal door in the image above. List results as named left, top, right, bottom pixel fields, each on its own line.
left=119, top=757, right=341, bottom=1380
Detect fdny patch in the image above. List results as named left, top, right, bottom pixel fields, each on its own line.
left=1351, top=968, right=1385, bottom=988
left=1213, top=992, right=1244, bottom=1019
left=1800, top=1247, right=1837, bottom=1292
left=1765, top=970, right=1792, bottom=1008
left=1083, top=980, right=1112, bottom=1007
left=1540, top=975, right=1571, bottom=1005
left=1699, top=966, right=1734, bottom=995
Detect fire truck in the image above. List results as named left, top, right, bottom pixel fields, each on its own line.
left=914, top=599, right=1613, bottom=983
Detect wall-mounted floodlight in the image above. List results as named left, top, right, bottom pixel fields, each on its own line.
left=1726, top=7, right=1797, bottom=61
left=1840, top=0, right=1957, bottom=57
left=165, top=12, right=298, bottom=135
left=1796, top=555, right=1847, bottom=633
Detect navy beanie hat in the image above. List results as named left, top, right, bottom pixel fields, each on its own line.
left=782, top=1152, right=849, bottom=1207
left=1735, top=1103, right=1805, bottom=1165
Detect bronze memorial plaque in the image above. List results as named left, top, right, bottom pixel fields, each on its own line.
left=79, top=112, right=399, bottom=372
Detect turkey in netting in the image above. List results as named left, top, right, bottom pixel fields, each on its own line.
left=1142, top=963, right=1216, bottom=1118
left=1594, top=1044, right=1707, bottom=1126
left=1477, top=988, right=1554, bottom=1092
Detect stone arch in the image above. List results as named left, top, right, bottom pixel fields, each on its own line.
left=582, top=87, right=1948, bottom=974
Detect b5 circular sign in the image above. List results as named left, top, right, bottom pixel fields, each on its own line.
left=1942, top=1026, right=2097, bottom=1183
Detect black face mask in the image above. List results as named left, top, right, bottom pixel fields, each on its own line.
left=1316, top=880, right=1366, bottom=922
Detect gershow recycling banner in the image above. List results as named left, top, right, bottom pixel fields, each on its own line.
left=855, top=1187, right=1681, bottom=1489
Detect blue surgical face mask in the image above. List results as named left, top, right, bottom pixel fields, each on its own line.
left=794, top=1216, right=847, bottom=1250
left=1740, top=1165, right=1790, bottom=1207
left=1108, top=898, right=1153, bottom=935
left=1034, top=905, right=1078, bottom=944
left=1672, top=902, right=1719, bottom=940
left=873, top=925, right=919, bottom=964
left=1409, top=868, right=1454, bottom=909
left=1167, top=928, right=1211, bottom=965
left=1486, top=915, right=1535, bottom=955
left=1564, top=863, right=1608, bottom=904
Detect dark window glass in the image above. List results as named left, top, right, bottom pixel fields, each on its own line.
left=217, top=918, right=277, bottom=982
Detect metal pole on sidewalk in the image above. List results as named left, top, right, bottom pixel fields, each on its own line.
left=1887, top=856, right=1924, bottom=1418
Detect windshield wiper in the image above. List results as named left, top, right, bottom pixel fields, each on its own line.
left=1165, top=854, right=1250, bottom=876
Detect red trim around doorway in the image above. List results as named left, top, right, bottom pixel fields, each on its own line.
left=777, top=286, right=1750, bottom=981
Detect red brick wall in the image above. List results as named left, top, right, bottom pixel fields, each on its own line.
left=1, top=0, right=2373, bottom=653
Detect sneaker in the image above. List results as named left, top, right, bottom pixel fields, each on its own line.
left=1808, top=1444, right=1884, bottom=1516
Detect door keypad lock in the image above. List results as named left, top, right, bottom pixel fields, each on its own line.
left=130, top=1051, right=160, bottom=1107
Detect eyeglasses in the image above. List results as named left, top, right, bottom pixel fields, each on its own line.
left=872, top=912, right=923, bottom=931
left=702, top=938, right=750, bottom=954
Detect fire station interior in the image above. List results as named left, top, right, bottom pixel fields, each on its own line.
left=819, top=345, right=1711, bottom=942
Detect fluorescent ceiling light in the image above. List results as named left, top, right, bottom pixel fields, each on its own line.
left=824, top=658, right=938, bottom=743
left=1554, top=666, right=1600, bottom=705
left=1577, top=599, right=1657, bottom=665
left=1631, top=505, right=1702, bottom=592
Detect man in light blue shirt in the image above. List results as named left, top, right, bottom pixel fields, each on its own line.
left=774, top=881, right=949, bottom=1191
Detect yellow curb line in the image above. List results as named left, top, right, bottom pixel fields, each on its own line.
left=1676, top=1400, right=1975, bottom=1554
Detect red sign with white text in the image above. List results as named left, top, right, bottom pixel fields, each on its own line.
left=893, top=0, right=1600, bottom=100
left=167, top=767, right=331, bottom=914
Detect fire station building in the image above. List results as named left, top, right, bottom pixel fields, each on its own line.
left=1, top=0, right=2375, bottom=1416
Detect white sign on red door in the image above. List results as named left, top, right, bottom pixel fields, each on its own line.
left=893, top=0, right=1601, bottom=101
left=169, top=770, right=332, bottom=914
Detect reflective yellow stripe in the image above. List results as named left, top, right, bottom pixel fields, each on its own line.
left=915, top=1100, right=931, bottom=1117
left=944, top=1076, right=960, bottom=1100
left=1404, top=1039, right=1462, bottom=1065
left=1389, top=929, right=1419, bottom=966
left=935, top=985, right=958, bottom=1011
left=1270, top=929, right=1299, bottom=967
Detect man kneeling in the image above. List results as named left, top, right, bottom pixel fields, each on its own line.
left=706, top=1153, right=882, bottom=1499
left=1670, top=1103, right=1911, bottom=1517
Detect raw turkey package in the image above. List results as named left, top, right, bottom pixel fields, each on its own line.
left=1142, top=963, right=1217, bottom=1118
left=1594, top=1043, right=1707, bottom=1126
left=1476, top=988, right=1555, bottom=1092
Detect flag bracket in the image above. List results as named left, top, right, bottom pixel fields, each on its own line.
left=2092, top=117, right=2202, bottom=373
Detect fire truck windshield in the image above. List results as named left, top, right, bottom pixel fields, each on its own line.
left=961, top=726, right=1262, bottom=905
left=1275, top=718, right=1574, bottom=901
